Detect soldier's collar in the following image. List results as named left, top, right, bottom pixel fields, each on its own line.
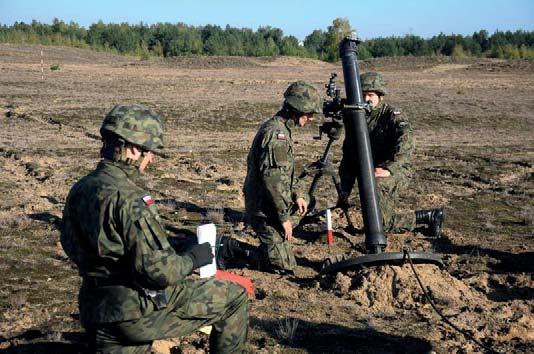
left=374, top=101, right=385, bottom=110
left=371, top=102, right=386, bottom=114
left=100, top=159, right=141, bottom=180
left=284, top=117, right=296, bottom=130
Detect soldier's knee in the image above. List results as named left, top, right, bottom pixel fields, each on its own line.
left=229, top=282, right=249, bottom=305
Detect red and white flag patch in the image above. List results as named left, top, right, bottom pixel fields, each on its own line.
left=142, top=195, right=154, bottom=206
left=276, top=133, right=286, bottom=140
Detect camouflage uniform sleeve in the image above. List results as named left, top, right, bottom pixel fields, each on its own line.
left=259, top=129, right=293, bottom=223
left=123, top=196, right=194, bottom=289
left=380, top=109, right=414, bottom=176
left=291, top=174, right=310, bottom=204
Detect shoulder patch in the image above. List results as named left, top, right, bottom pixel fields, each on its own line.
left=142, top=195, right=154, bottom=206
left=393, top=110, right=401, bottom=115
left=276, top=132, right=286, bottom=140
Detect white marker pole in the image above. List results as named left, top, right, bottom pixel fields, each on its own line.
left=326, top=209, right=334, bottom=245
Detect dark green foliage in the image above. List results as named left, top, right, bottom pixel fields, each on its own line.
left=304, top=29, right=326, bottom=59
left=1, top=18, right=533, bottom=61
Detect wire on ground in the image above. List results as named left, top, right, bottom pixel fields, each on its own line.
left=403, top=248, right=501, bottom=354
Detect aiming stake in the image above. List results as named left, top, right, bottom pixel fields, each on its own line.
left=326, top=209, right=334, bottom=245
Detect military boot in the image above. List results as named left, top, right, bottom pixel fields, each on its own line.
left=216, top=236, right=262, bottom=270
left=415, top=208, right=445, bottom=237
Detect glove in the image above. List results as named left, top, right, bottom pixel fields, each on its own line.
left=185, top=242, right=214, bottom=270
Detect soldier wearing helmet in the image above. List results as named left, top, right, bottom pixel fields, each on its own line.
left=61, top=104, right=249, bottom=353
left=243, top=81, right=322, bottom=275
left=338, top=72, right=445, bottom=237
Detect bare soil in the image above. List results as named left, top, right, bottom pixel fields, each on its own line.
left=0, top=43, right=533, bottom=354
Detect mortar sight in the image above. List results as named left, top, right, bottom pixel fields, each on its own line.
left=322, top=73, right=343, bottom=118
left=316, top=73, right=344, bottom=140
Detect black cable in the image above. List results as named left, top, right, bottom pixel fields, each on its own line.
left=403, top=248, right=501, bottom=354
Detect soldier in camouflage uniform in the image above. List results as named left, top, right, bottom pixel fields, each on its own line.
left=243, top=81, right=323, bottom=275
left=338, top=72, right=444, bottom=236
left=61, top=104, right=248, bottom=353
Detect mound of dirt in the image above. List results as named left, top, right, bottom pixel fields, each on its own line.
left=0, top=43, right=134, bottom=65
left=164, top=55, right=335, bottom=70
left=329, top=264, right=481, bottom=316
left=465, top=59, right=534, bottom=73
left=360, top=55, right=486, bottom=72
left=259, top=55, right=336, bottom=68
left=164, top=55, right=264, bottom=69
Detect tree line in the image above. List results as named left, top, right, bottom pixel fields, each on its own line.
left=1, top=18, right=533, bottom=61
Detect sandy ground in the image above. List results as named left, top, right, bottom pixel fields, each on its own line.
left=0, top=43, right=533, bottom=353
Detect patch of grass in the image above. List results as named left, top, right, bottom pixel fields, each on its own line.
left=9, top=292, right=27, bottom=309
left=521, top=206, right=534, bottom=233
left=276, top=318, right=299, bottom=344
left=206, top=208, right=225, bottom=224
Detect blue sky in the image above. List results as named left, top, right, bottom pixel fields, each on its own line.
left=1, top=0, right=533, bottom=40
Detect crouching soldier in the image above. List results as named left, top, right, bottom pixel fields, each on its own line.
left=338, top=72, right=444, bottom=236
left=243, top=81, right=323, bottom=275
left=61, top=104, right=248, bottom=353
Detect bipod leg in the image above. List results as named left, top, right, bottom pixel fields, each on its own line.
left=331, top=174, right=356, bottom=233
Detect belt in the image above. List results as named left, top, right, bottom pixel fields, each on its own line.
left=84, top=277, right=168, bottom=309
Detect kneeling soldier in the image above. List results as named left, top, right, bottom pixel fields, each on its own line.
left=338, top=72, right=444, bottom=236
left=61, top=104, right=248, bottom=353
left=243, top=81, right=322, bottom=275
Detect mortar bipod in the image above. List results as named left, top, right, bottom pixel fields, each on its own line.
left=295, top=134, right=355, bottom=232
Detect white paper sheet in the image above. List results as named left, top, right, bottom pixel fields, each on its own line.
left=196, top=223, right=217, bottom=278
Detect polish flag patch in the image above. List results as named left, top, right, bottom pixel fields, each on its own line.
left=142, top=195, right=154, bottom=206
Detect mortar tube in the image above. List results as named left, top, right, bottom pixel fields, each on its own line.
left=339, top=37, right=387, bottom=253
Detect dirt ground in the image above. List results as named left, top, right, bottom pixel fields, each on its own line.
left=0, top=43, right=533, bottom=353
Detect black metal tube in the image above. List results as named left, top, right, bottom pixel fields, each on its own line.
left=339, top=37, right=387, bottom=253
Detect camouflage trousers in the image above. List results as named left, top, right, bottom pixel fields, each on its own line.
left=89, top=278, right=248, bottom=353
left=376, top=175, right=416, bottom=233
left=348, top=174, right=416, bottom=233
left=248, top=215, right=297, bottom=272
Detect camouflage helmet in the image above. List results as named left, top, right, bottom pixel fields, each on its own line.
left=283, top=80, right=323, bottom=114
left=100, top=104, right=164, bottom=151
left=360, top=72, right=387, bottom=96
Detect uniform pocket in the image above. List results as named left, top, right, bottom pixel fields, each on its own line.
left=272, top=143, right=290, bottom=167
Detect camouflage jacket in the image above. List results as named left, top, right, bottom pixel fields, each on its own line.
left=243, top=115, right=307, bottom=223
left=61, top=160, right=193, bottom=325
left=340, top=102, right=414, bottom=189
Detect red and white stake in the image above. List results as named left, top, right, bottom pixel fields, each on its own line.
left=40, top=46, right=44, bottom=81
left=326, top=209, right=334, bottom=245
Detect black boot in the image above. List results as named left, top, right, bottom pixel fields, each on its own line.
left=415, top=208, right=445, bottom=237
left=216, top=236, right=262, bottom=270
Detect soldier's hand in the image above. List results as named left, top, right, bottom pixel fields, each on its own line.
left=295, top=197, right=308, bottom=216
left=185, top=242, right=214, bottom=270
left=282, top=220, right=293, bottom=242
left=374, top=167, right=391, bottom=178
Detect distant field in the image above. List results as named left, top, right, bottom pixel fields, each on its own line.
left=1, top=44, right=533, bottom=353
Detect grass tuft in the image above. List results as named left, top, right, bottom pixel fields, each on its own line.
left=275, top=318, right=299, bottom=344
